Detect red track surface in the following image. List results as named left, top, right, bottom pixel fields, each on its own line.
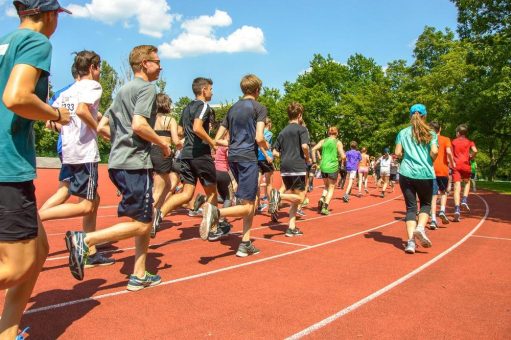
left=2, top=165, right=510, bottom=339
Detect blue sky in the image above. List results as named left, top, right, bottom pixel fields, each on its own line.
left=0, top=0, right=459, bottom=103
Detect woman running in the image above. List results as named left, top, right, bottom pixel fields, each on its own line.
left=395, top=104, right=438, bottom=254
left=358, top=147, right=370, bottom=195
left=376, top=148, right=392, bottom=198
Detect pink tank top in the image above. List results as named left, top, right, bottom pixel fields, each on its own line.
left=215, top=146, right=229, bottom=172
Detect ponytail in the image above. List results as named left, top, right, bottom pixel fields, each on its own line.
left=410, top=113, right=432, bottom=144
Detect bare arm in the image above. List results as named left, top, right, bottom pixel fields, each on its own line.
left=470, top=145, right=478, bottom=158
left=446, top=146, right=456, bottom=168
left=312, top=139, right=324, bottom=163
left=302, top=144, right=311, bottom=164
left=394, top=144, right=403, bottom=158
left=97, top=115, right=110, bottom=140
left=193, top=118, right=216, bottom=150
left=3, top=64, right=70, bottom=124
left=76, top=103, right=98, bottom=131
left=215, top=125, right=227, bottom=142
left=132, top=115, right=170, bottom=157
left=255, top=121, right=267, bottom=154
left=169, top=118, right=182, bottom=149
left=337, top=140, right=345, bottom=160
left=430, top=143, right=438, bottom=161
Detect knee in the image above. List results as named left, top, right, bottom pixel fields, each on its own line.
left=81, top=200, right=95, bottom=214
left=0, top=256, right=36, bottom=289
left=139, top=222, right=152, bottom=236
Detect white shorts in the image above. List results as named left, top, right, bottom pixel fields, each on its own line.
left=380, top=169, right=390, bottom=177
left=348, top=170, right=357, bottom=179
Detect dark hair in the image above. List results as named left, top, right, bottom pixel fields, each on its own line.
left=192, top=77, right=213, bottom=96
left=429, top=121, right=441, bottom=133
left=456, top=123, right=468, bottom=136
left=71, top=63, right=78, bottom=79
left=156, top=93, right=172, bottom=114
left=361, top=147, right=367, bottom=153
left=350, top=141, right=358, bottom=149
left=73, top=50, right=101, bottom=77
left=287, top=101, right=303, bottom=120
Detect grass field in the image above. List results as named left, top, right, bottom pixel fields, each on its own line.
left=476, top=180, right=511, bottom=195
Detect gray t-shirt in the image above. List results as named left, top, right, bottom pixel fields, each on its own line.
left=107, top=77, right=157, bottom=170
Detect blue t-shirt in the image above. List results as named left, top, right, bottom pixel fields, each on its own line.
left=395, top=126, right=438, bottom=180
left=49, top=82, right=74, bottom=155
left=0, top=29, right=52, bottom=182
left=257, top=129, right=273, bottom=161
left=345, top=149, right=362, bottom=171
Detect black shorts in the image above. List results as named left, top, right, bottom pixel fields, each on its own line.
left=230, top=161, right=259, bottom=201
left=150, top=145, right=172, bottom=174
left=282, top=175, right=306, bottom=191
left=61, top=163, right=99, bottom=200
left=322, top=171, right=339, bottom=181
left=59, top=163, right=73, bottom=182
left=216, top=170, right=231, bottom=202
left=433, top=176, right=449, bottom=193
left=0, top=181, right=38, bottom=241
left=258, top=160, right=275, bottom=174
left=108, top=169, right=153, bottom=223
left=171, top=159, right=182, bottom=174
left=390, top=173, right=397, bottom=181
left=180, top=157, right=217, bottom=187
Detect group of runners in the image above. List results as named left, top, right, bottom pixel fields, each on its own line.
left=0, top=1, right=479, bottom=339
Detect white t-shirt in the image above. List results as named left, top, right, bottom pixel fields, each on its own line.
left=53, top=79, right=102, bottom=164
left=379, top=156, right=392, bottom=173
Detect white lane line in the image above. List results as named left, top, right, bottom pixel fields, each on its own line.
left=26, top=219, right=403, bottom=315
left=44, top=195, right=402, bottom=262
left=285, top=194, right=490, bottom=340
left=251, top=236, right=311, bottom=248
left=471, top=235, right=511, bottom=242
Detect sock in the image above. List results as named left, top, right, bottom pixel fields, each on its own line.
left=324, top=203, right=329, bottom=210
left=440, top=206, right=445, bottom=213
left=455, top=205, right=460, bottom=212
left=462, top=196, right=468, bottom=203
left=417, top=224, right=424, bottom=230
left=242, top=240, right=251, bottom=245
left=431, top=213, right=436, bottom=222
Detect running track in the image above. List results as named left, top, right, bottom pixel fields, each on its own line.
left=2, top=166, right=510, bottom=339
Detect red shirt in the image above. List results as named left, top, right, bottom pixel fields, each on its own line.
left=452, top=136, right=475, bottom=172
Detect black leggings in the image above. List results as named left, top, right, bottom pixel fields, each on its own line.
left=399, top=174, right=433, bottom=221
left=216, top=170, right=231, bottom=206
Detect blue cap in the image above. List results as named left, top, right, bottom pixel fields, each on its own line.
left=383, top=147, right=390, bottom=153
left=410, top=103, right=427, bottom=116
left=14, top=0, right=71, bottom=15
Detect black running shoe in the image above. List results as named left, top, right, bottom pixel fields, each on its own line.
left=64, top=231, right=89, bottom=281
left=193, top=194, right=207, bottom=212
left=285, top=227, right=304, bottom=237
left=151, top=208, right=162, bottom=239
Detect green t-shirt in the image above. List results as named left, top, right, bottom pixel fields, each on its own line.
left=107, top=77, right=157, bottom=170
left=395, top=126, right=438, bottom=180
left=320, top=137, right=339, bottom=174
left=0, top=29, right=52, bottom=182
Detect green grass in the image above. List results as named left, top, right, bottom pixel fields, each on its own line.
left=476, top=180, right=511, bottom=195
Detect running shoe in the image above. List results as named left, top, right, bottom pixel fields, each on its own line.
left=438, top=211, right=450, bottom=224
left=285, top=227, right=303, bottom=237
left=236, top=241, right=260, bottom=257
left=269, top=189, right=280, bottom=214
left=380, top=192, right=385, bottom=198
left=429, top=220, right=438, bottom=231
left=405, top=239, right=416, bottom=254
left=365, top=188, right=369, bottom=193
left=308, top=185, right=313, bottom=192
left=127, top=271, right=161, bottom=291
left=320, top=207, right=330, bottom=215
left=193, top=194, right=207, bottom=212
left=188, top=208, right=203, bottom=217
left=257, top=203, right=268, bottom=212
left=296, top=208, right=306, bottom=217
left=151, top=208, right=162, bottom=238
left=357, top=192, right=362, bottom=198
left=200, top=203, right=219, bottom=240
left=64, top=231, right=89, bottom=281
left=413, top=226, right=432, bottom=248
left=461, top=202, right=470, bottom=212
left=453, top=211, right=461, bottom=222
left=342, top=194, right=350, bottom=203
left=16, top=327, right=30, bottom=340
left=301, top=197, right=310, bottom=207
left=85, top=253, right=115, bottom=268
left=208, top=221, right=232, bottom=241
left=318, top=196, right=325, bottom=211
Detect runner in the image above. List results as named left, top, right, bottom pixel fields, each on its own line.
left=451, top=124, right=477, bottom=222
left=337, top=158, right=347, bottom=189
left=312, top=127, right=345, bottom=215
left=65, top=45, right=170, bottom=291
left=271, top=102, right=310, bottom=236
left=470, top=158, right=477, bottom=193
left=202, top=74, right=268, bottom=257
left=39, top=50, right=113, bottom=268
left=429, top=121, right=455, bottom=230
left=343, top=141, right=362, bottom=201
left=257, top=117, right=274, bottom=213
left=376, top=148, right=392, bottom=198
left=0, top=1, right=71, bottom=338
left=358, top=147, right=370, bottom=195
left=395, top=104, right=438, bottom=254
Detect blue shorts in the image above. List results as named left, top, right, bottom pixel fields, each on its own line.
left=61, top=163, right=99, bottom=200
left=229, top=161, right=259, bottom=202
left=108, top=169, right=153, bottom=223
left=433, top=176, right=449, bottom=194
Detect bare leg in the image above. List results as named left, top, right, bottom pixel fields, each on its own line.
left=39, top=181, right=70, bottom=211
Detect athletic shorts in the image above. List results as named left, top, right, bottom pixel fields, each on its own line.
left=433, top=176, right=449, bottom=194
left=230, top=161, right=259, bottom=201
left=150, top=145, right=172, bottom=174
left=216, top=170, right=231, bottom=202
left=108, top=169, right=153, bottom=223
left=452, top=169, right=471, bottom=182
left=59, top=163, right=73, bottom=182
left=171, top=159, right=182, bottom=174
left=258, top=160, right=275, bottom=174
left=61, top=162, right=99, bottom=200
left=321, top=171, right=339, bottom=181
left=358, top=166, right=369, bottom=174
left=180, top=157, right=217, bottom=187
left=390, top=173, right=397, bottom=181
left=470, top=173, right=476, bottom=180
left=347, top=170, right=357, bottom=180
left=282, top=175, right=306, bottom=191
left=380, top=169, right=390, bottom=177
left=0, top=181, right=38, bottom=241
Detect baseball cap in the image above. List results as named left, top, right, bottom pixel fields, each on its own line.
left=409, top=103, right=427, bottom=116
left=13, top=0, right=72, bottom=15
left=383, top=147, right=390, bottom=154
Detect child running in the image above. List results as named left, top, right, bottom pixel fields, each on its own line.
left=342, top=141, right=362, bottom=201
left=312, top=127, right=345, bottom=215
left=202, top=74, right=268, bottom=257
left=429, top=121, right=455, bottom=229
left=358, top=147, right=370, bottom=195
left=257, top=117, right=274, bottom=212
left=451, top=124, right=477, bottom=222
left=270, top=102, right=310, bottom=236
left=376, top=148, right=392, bottom=198
left=395, top=104, right=438, bottom=254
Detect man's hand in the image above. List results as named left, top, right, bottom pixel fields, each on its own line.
left=159, top=139, right=171, bottom=158
left=56, top=107, right=71, bottom=125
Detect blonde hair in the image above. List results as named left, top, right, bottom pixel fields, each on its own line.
left=410, top=113, right=433, bottom=144
left=240, top=74, right=262, bottom=95
left=129, top=45, right=158, bottom=72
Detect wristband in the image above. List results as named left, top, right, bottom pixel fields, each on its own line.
left=52, top=108, right=61, bottom=122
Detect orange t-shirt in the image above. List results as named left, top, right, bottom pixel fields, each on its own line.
left=434, top=134, right=451, bottom=177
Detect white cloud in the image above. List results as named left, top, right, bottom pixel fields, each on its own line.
left=5, top=5, right=17, bottom=17
left=67, top=0, right=175, bottom=38
left=159, top=10, right=266, bottom=59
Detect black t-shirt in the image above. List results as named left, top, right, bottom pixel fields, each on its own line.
left=221, top=99, right=267, bottom=162
left=180, top=100, right=212, bottom=159
left=274, top=123, right=310, bottom=174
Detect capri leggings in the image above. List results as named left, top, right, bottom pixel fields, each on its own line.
left=216, top=170, right=231, bottom=207
left=399, top=174, right=433, bottom=221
